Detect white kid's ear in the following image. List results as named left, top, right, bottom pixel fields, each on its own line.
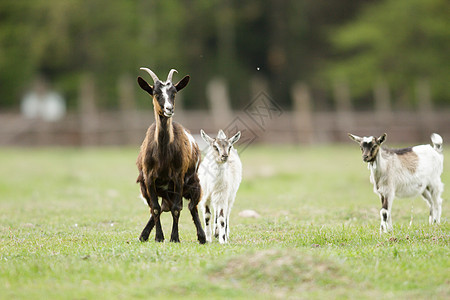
left=200, top=129, right=214, bottom=144
left=217, top=129, right=227, bottom=139
left=348, top=133, right=362, bottom=143
left=229, top=131, right=241, bottom=145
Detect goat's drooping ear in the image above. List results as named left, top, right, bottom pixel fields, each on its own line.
left=200, top=129, right=214, bottom=145
left=377, top=133, right=387, bottom=145
left=137, top=77, right=153, bottom=96
left=217, top=130, right=227, bottom=139
left=175, top=75, right=190, bottom=92
left=348, top=133, right=362, bottom=143
left=229, top=131, right=241, bottom=145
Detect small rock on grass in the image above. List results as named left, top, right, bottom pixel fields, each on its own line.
left=238, top=209, right=260, bottom=218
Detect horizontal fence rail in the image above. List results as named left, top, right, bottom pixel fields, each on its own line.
left=1, top=110, right=449, bottom=146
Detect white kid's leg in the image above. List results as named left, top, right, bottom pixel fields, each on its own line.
left=203, top=200, right=213, bottom=243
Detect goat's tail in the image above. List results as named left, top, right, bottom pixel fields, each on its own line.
left=431, top=133, right=443, bottom=154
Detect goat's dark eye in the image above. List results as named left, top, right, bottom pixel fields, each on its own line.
left=213, top=145, right=219, bottom=152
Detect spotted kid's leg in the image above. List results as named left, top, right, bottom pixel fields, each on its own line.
left=214, top=208, right=219, bottom=239
left=430, top=182, right=443, bottom=224
left=217, top=206, right=227, bottom=244
left=380, top=193, right=394, bottom=233
left=422, top=187, right=434, bottom=224
left=380, top=194, right=389, bottom=233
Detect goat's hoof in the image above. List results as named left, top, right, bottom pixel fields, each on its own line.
left=170, top=237, right=180, bottom=243
left=155, top=236, right=164, bottom=243
left=139, top=233, right=149, bottom=242
left=198, top=235, right=207, bottom=244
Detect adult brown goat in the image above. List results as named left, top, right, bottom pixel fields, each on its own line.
left=136, top=67, right=206, bottom=244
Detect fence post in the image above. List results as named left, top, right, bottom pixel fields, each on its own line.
left=118, top=74, right=138, bottom=144
left=79, top=74, right=98, bottom=146
left=333, top=80, right=354, bottom=140
left=206, top=78, right=232, bottom=129
left=373, top=78, right=392, bottom=127
left=292, top=82, right=314, bottom=144
left=416, top=79, right=435, bottom=138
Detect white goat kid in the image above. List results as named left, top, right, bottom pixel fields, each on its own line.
left=199, top=129, right=242, bottom=244
left=349, top=133, right=444, bottom=233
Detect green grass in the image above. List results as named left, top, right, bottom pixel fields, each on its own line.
left=0, top=145, right=449, bottom=299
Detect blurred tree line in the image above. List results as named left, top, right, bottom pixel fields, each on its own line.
left=0, top=0, right=448, bottom=112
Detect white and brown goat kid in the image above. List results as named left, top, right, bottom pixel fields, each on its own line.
left=136, top=67, right=206, bottom=244
left=349, top=133, right=444, bottom=232
left=199, top=129, right=242, bottom=244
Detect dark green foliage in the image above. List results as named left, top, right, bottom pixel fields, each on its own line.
left=325, top=0, right=450, bottom=107
left=0, top=0, right=448, bottom=111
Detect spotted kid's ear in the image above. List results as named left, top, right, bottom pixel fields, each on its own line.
left=229, top=131, right=241, bottom=145
left=174, top=75, right=190, bottom=92
left=377, top=133, right=387, bottom=145
left=348, top=133, right=362, bottom=143
left=200, top=129, right=214, bottom=145
left=137, top=77, right=153, bottom=96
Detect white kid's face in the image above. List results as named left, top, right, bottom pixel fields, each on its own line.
left=212, top=138, right=232, bottom=163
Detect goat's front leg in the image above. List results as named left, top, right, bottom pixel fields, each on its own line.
left=216, top=206, right=228, bottom=244
left=139, top=182, right=155, bottom=242
left=213, top=204, right=219, bottom=239
left=170, top=184, right=183, bottom=243
left=202, top=200, right=213, bottom=243
left=225, top=205, right=231, bottom=241
left=149, top=183, right=164, bottom=242
left=140, top=216, right=155, bottom=242
left=379, top=193, right=394, bottom=233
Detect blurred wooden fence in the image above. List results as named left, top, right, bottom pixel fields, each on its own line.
left=1, top=78, right=449, bottom=146
left=1, top=110, right=449, bottom=147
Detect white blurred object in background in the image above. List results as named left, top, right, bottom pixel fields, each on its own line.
left=21, top=76, right=66, bottom=122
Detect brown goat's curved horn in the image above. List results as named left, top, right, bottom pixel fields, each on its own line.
left=166, top=69, right=178, bottom=83
left=140, top=67, right=159, bottom=84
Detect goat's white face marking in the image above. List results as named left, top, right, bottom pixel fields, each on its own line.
left=161, top=84, right=174, bottom=117
left=153, top=81, right=176, bottom=118
left=362, top=136, right=374, bottom=143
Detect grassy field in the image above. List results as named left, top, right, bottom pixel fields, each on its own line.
left=0, top=145, right=449, bottom=299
